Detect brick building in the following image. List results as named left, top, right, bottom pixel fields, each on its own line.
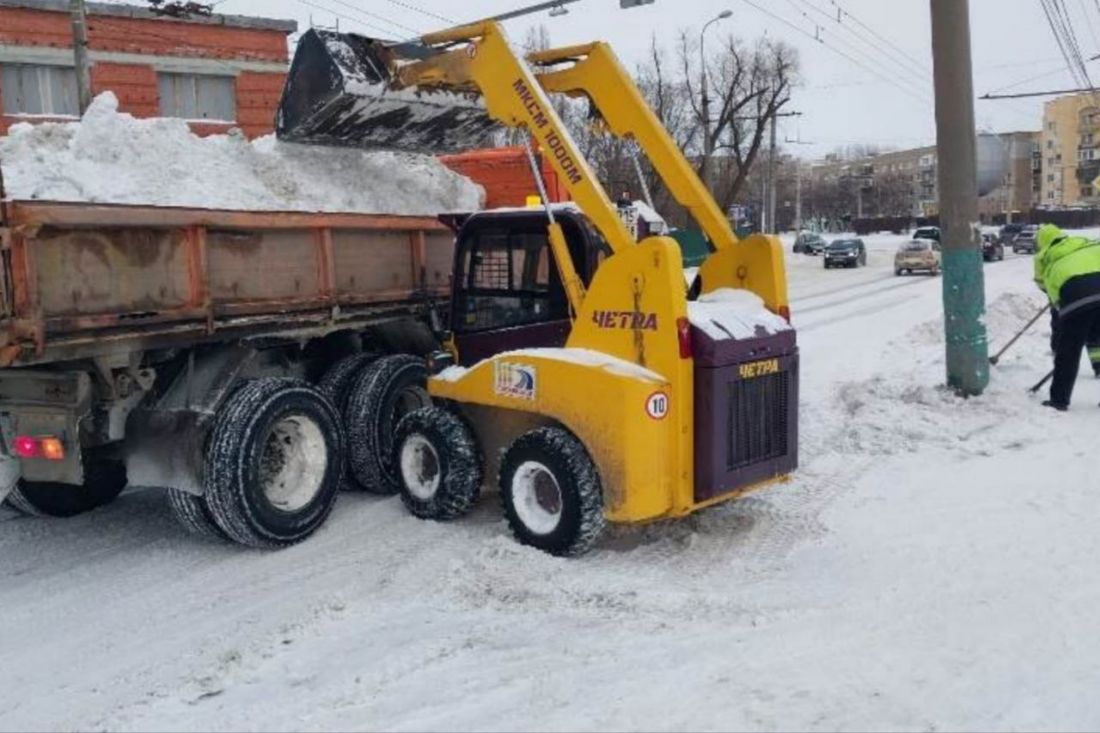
left=0, top=0, right=296, bottom=138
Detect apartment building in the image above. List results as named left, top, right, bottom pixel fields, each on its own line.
left=810, top=131, right=1040, bottom=220
left=1040, top=92, right=1100, bottom=207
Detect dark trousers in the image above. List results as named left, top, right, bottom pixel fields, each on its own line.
left=1090, top=318, right=1100, bottom=375
left=1051, top=306, right=1100, bottom=406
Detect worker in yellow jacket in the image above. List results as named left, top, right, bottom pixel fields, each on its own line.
left=1035, top=224, right=1100, bottom=410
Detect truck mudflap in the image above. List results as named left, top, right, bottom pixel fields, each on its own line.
left=692, top=328, right=800, bottom=503
left=276, top=29, right=498, bottom=153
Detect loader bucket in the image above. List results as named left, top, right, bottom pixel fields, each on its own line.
left=276, top=29, right=498, bottom=153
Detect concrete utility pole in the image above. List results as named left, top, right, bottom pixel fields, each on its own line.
left=69, top=0, right=93, bottom=114
left=931, top=0, right=989, bottom=396
left=794, top=164, right=803, bottom=232
left=699, top=10, right=732, bottom=195
left=767, top=114, right=778, bottom=233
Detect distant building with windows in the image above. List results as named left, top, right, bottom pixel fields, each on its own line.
left=0, top=0, right=296, bottom=138
left=1041, top=92, right=1100, bottom=208
left=809, top=131, right=1041, bottom=222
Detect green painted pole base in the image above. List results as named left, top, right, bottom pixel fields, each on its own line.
left=942, top=248, right=990, bottom=396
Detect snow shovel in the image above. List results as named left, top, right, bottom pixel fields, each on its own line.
left=989, top=303, right=1052, bottom=366
left=276, top=29, right=498, bottom=153
left=1029, top=369, right=1055, bottom=394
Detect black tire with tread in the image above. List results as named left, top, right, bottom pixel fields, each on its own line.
left=345, top=355, right=430, bottom=495
left=395, top=407, right=483, bottom=521
left=167, top=489, right=229, bottom=541
left=319, top=353, right=379, bottom=415
left=203, top=378, right=345, bottom=549
left=4, top=453, right=127, bottom=518
left=499, top=427, right=606, bottom=557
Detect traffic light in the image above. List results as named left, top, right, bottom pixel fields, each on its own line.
left=620, top=0, right=656, bottom=7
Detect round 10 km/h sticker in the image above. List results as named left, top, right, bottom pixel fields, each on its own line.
left=646, top=391, right=670, bottom=420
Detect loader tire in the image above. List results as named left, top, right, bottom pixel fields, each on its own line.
left=167, top=489, right=228, bottom=541
left=346, top=355, right=431, bottom=495
left=499, top=427, right=606, bottom=557
left=319, top=353, right=379, bottom=416
left=5, top=452, right=127, bottom=518
left=395, top=407, right=482, bottom=521
left=203, top=378, right=345, bottom=549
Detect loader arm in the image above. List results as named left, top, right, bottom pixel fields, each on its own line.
left=528, top=43, right=790, bottom=316
left=529, top=43, right=739, bottom=252
left=385, top=23, right=638, bottom=316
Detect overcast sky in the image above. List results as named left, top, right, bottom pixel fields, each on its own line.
left=125, top=0, right=1088, bottom=158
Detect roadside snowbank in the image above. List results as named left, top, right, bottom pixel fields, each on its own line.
left=0, top=92, right=484, bottom=215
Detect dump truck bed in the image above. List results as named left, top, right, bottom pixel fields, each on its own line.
left=0, top=200, right=456, bottom=367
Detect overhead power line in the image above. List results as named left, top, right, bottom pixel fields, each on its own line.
left=324, top=0, right=422, bottom=36
left=794, top=0, right=931, bottom=94
left=980, top=86, right=1100, bottom=99
left=379, top=0, right=453, bottom=25
left=738, top=0, right=932, bottom=106
left=292, top=0, right=402, bottom=37
left=1075, top=0, right=1100, bottom=52
left=825, top=0, right=929, bottom=72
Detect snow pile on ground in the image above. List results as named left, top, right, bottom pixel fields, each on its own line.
left=0, top=92, right=484, bottom=214
left=688, top=287, right=792, bottom=340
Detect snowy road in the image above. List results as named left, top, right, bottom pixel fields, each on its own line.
left=3, top=237, right=1100, bottom=732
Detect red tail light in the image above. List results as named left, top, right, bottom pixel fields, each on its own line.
left=778, top=305, right=791, bottom=323
left=12, top=436, right=64, bottom=460
left=13, top=436, right=38, bottom=458
left=676, top=317, right=694, bottom=359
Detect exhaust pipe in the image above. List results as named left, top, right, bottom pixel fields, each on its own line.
left=276, top=29, right=498, bottom=153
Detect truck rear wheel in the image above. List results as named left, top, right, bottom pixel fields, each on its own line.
left=203, top=378, right=345, bottom=549
left=4, top=452, right=127, bottom=518
left=167, top=489, right=228, bottom=541
left=499, top=427, right=606, bottom=557
left=319, top=353, right=379, bottom=415
left=346, top=355, right=430, bottom=495
left=395, top=407, right=483, bottom=521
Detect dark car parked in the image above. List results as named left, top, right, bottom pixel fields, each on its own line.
left=997, top=223, right=1024, bottom=247
left=1013, top=225, right=1039, bottom=254
left=794, top=232, right=826, bottom=255
left=982, top=232, right=1005, bottom=262
left=912, top=226, right=941, bottom=242
left=824, top=237, right=868, bottom=269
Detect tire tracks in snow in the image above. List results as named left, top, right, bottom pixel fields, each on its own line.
left=793, top=275, right=931, bottom=318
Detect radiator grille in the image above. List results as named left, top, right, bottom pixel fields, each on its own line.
left=726, top=371, right=790, bottom=470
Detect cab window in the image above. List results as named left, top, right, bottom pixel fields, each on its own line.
left=455, top=228, right=567, bottom=332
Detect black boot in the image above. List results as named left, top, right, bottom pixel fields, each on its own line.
left=1043, top=400, right=1069, bottom=412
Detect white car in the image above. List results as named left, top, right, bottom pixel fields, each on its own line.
left=895, top=239, right=941, bottom=276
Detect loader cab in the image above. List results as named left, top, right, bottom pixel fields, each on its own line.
left=450, top=207, right=607, bottom=366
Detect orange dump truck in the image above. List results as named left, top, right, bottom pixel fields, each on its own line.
left=0, top=198, right=458, bottom=546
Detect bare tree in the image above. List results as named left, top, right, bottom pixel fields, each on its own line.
left=676, top=33, right=799, bottom=211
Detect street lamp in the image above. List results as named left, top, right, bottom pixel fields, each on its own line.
left=700, top=10, right=732, bottom=193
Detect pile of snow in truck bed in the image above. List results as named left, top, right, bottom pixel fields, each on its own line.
left=0, top=92, right=484, bottom=214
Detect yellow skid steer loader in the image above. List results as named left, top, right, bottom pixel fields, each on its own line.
left=277, top=21, right=799, bottom=556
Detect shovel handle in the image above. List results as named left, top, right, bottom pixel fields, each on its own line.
left=990, top=303, right=1052, bottom=365
left=1029, top=369, right=1056, bottom=394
